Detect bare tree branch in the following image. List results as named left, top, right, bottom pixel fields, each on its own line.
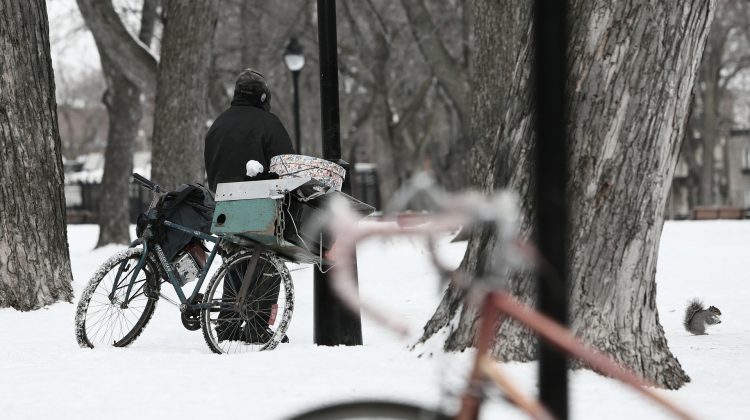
left=362, top=0, right=391, bottom=41
left=76, top=0, right=158, bottom=93
left=719, top=53, right=750, bottom=93
left=391, top=77, right=434, bottom=141
left=399, top=0, right=470, bottom=128
left=340, top=0, right=375, bottom=60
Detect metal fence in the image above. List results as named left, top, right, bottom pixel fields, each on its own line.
left=65, top=182, right=153, bottom=224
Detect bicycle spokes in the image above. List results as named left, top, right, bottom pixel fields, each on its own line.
left=77, top=250, right=159, bottom=348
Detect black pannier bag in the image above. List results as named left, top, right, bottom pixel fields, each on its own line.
left=137, top=183, right=215, bottom=261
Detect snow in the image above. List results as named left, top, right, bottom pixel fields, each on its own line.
left=1, top=221, right=749, bottom=419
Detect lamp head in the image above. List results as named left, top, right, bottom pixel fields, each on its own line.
left=284, top=37, right=305, bottom=72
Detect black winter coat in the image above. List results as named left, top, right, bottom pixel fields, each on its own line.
left=204, top=96, right=295, bottom=192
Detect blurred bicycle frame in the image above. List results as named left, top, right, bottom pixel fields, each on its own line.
left=290, top=174, right=695, bottom=420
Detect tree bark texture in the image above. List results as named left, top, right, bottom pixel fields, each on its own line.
left=420, top=0, right=714, bottom=389
left=0, top=0, right=74, bottom=309
left=151, top=0, right=219, bottom=190
left=93, top=0, right=158, bottom=247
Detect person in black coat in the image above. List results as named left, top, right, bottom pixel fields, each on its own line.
left=204, top=68, right=295, bottom=192
left=204, top=69, right=294, bottom=343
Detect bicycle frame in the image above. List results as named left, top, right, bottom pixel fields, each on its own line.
left=122, top=173, right=288, bottom=319
left=457, top=291, right=695, bottom=420
left=110, top=218, right=224, bottom=312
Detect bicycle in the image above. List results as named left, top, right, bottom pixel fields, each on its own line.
left=74, top=173, right=294, bottom=354
left=288, top=174, right=696, bottom=420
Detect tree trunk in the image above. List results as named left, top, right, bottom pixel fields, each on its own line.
left=420, top=0, right=714, bottom=389
left=0, top=0, right=74, bottom=309
left=94, top=0, right=159, bottom=247
left=95, top=59, right=143, bottom=247
left=700, top=62, right=720, bottom=206
left=151, top=0, right=219, bottom=190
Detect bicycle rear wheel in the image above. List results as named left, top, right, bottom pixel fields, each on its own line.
left=75, top=247, right=160, bottom=348
left=288, top=400, right=451, bottom=420
left=200, top=248, right=294, bottom=354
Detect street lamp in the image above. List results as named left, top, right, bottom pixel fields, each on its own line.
left=284, top=37, right=305, bottom=154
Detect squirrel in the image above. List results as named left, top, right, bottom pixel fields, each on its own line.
left=683, top=298, right=721, bottom=335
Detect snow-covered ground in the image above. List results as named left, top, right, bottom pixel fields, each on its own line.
left=1, top=221, right=748, bottom=419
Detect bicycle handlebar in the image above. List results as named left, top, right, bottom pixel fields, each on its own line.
left=131, top=173, right=162, bottom=193
left=323, top=182, right=524, bottom=337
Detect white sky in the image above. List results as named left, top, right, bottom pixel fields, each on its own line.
left=47, top=0, right=101, bottom=78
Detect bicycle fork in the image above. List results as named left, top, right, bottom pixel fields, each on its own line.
left=111, top=241, right=151, bottom=308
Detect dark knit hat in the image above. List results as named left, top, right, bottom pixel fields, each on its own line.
left=234, top=68, right=271, bottom=110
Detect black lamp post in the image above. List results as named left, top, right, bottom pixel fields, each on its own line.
left=284, top=37, right=305, bottom=154
left=314, top=0, right=363, bottom=346
left=534, top=0, right=569, bottom=418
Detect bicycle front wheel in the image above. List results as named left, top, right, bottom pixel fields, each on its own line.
left=287, top=400, right=451, bottom=420
left=200, top=248, right=294, bottom=354
left=75, top=247, right=160, bottom=348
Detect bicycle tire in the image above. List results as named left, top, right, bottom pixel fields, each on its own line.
left=200, top=248, right=294, bottom=354
left=287, top=400, right=451, bottom=420
left=75, top=247, right=160, bottom=348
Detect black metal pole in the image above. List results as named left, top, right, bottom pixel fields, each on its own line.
left=314, top=0, right=363, bottom=346
left=533, top=1, right=569, bottom=419
left=292, top=70, right=301, bottom=153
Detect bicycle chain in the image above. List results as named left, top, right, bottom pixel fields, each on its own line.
left=275, top=199, right=286, bottom=239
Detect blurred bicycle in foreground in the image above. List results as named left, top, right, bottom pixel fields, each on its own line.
left=289, top=173, right=696, bottom=420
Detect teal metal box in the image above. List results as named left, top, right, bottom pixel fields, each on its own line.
left=209, top=178, right=323, bottom=263
left=211, top=198, right=280, bottom=247
left=209, top=178, right=374, bottom=264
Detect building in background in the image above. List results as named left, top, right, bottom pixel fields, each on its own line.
left=668, top=128, right=750, bottom=220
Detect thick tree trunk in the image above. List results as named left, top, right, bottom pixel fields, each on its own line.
left=0, top=0, right=74, bottom=309
left=151, top=0, right=219, bottom=190
left=94, top=0, right=158, bottom=247
left=420, top=0, right=714, bottom=389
